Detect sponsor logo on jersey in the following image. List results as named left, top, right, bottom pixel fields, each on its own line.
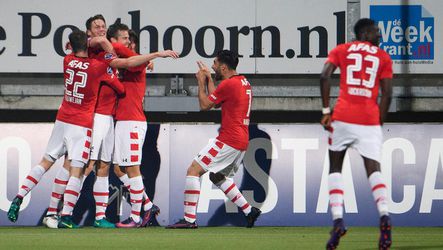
left=371, top=5, right=434, bottom=61
left=68, top=60, right=90, bottom=70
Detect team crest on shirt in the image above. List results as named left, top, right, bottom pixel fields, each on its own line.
left=104, top=53, right=114, bottom=60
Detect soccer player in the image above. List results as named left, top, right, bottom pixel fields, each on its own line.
left=42, top=14, right=117, bottom=228
left=41, top=15, right=123, bottom=228
left=83, top=15, right=120, bottom=228
left=84, top=16, right=161, bottom=228
left=319, top=18, right=393, bottom=249
left=167, top=50, right=261, bottom=229
left=109, top=28, right=157, bottom=226
left=105, top=23, right=160, bottom=228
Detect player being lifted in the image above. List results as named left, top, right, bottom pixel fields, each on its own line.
left=319, top=18, right=393, bottom=249
left=167, top=50, right=261, bottom=229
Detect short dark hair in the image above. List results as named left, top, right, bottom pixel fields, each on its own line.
left=354, top=18, right=375, bottom=40
left=69, top=30, right=88, bottom=53
left=216, top=50, right=239, bottom=70
left=85, top=14, right=106, bottom=30
left=128, top=29, right=139, bottom=45
left=106, top=22, right=130, bottom=40
left=128, top=29, right=139, bottom=52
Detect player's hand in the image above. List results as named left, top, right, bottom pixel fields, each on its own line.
left=320, top=114, right=332, bottom=130
left=195, top=69, right=207, bottom=85
left=147, top=61, right=154, bottom=71
left=65, top=42, right=72, bottom=51
left=158, top=50, right=180, bottom=59
left=196, top=61, right=211, bottom=79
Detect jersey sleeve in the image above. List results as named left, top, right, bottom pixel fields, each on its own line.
left=96, top=51, right=117, bottom=65
left=112, top=42, right=137, bottom=58
left=208, top=80, right=229, bottom=105
left=111, top=43, right=147, bottom=72
left=379, top=54, right=393, bottom=80
left=325, top=46, right=341, bottom=67
left=127, top=60, right=148, bottom=73
left=97, top=62, right=125, bottom=95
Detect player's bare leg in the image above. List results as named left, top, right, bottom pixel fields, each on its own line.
left=166, top=161, right=205, bottom=229
left=363, top=157, right=392, bottom=250
left=8, top=156, right=55, bottom=222
left=114, top=164, right=131, bottom=189
left=84, top=159, right=96, bottom=180
left=326, top=150, right=348, bottom=250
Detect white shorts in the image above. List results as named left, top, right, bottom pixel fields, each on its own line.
left=194, top=139, right=245, bottom=178
left=45, top=120, right=92, bottom=166
left=90, top=113, right=114, bottom=162
left=329, top=121, right=382, bottom=162
left=113, top=121, right=147, bottom=166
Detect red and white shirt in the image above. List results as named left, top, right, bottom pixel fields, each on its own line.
left=56, top=53, right=125, bottom=128
left=208, top=75, right=252, bottom=151
left=326, top=41, right=393, bottom=125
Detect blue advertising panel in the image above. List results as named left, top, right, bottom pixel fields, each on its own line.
left=361, top=0, right=442, bottom=73
left=371, top=5, right=434, bottom=60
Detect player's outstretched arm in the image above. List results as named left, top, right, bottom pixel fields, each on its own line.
left=319, top=62, right=336, bottom=129
left=379, top=78, right=392, bottom=125
left=109, top=50, right=179, bottom=69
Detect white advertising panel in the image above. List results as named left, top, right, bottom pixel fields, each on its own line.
left=1, top=123, right=443, bottom=226
left=0, top=0, right=346, bottom=73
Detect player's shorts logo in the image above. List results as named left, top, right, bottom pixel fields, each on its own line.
left=370, top=5, right=434, bottom=60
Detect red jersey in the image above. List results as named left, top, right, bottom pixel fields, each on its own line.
left=115, top=63, right=148, bottom=121
left=56, top=53, right=124, bottom=128
left=88, top=43, right=137, bottom=116
left=112, top=44, right=149, bottom=121
left=208, top=75, right=252, bottom=151
left=326, top=41, right=393, bottom=125
left=88, top=48, right=118, bottom=116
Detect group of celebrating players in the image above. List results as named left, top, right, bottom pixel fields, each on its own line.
left=6, top=15, right=393, bottom=250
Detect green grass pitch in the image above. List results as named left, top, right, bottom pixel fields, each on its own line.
left=0, top=226, right=442, bottom=249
